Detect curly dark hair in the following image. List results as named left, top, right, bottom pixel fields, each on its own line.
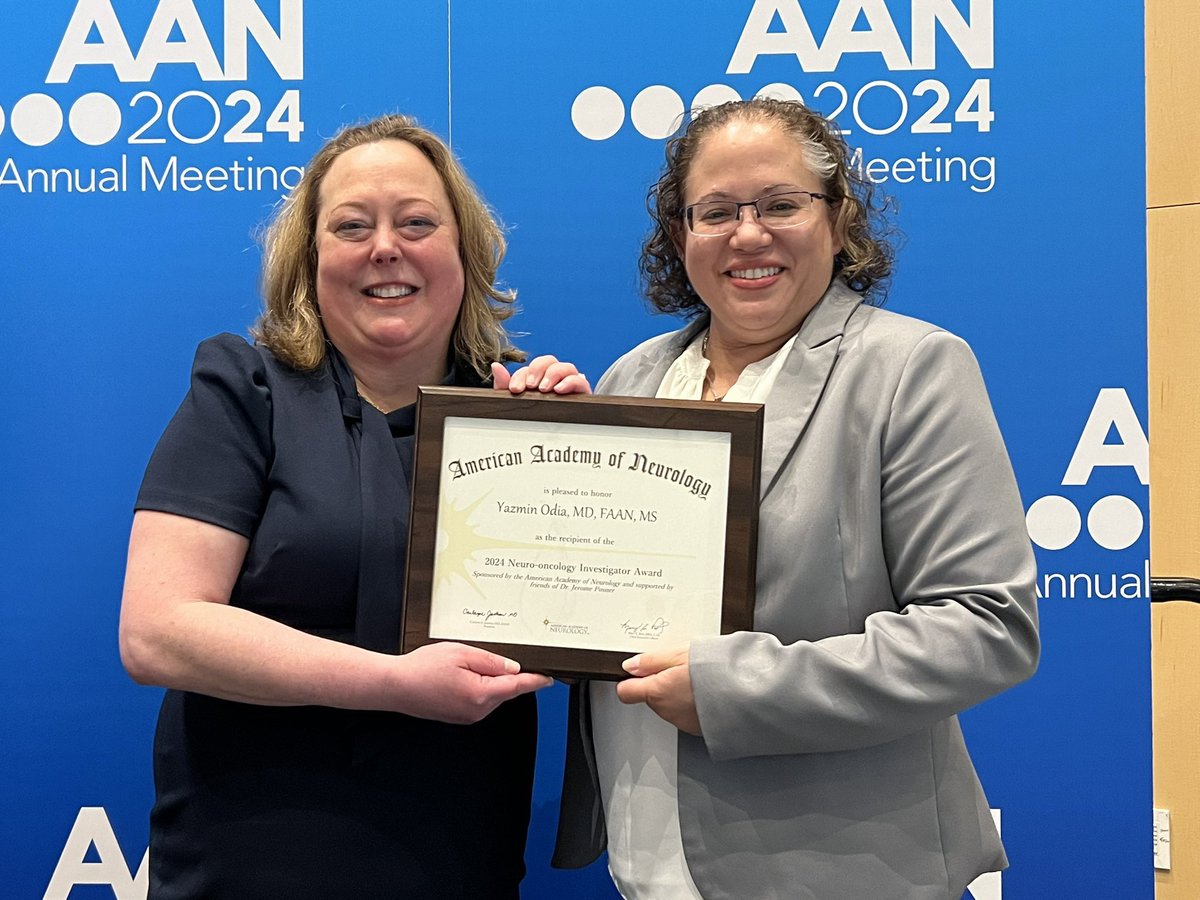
left=641, top=97, right=895, bottom=317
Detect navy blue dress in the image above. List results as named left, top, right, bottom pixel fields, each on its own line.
left=136, top=334, right=536, bottom=899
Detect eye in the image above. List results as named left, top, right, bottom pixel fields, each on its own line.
left=763, top=196, right=802, bottom=214
left=333, top=220, right=370, bottom=238
left=697, top=204, right=733, bottom=223
left=397, top=216, right=438, bottom=239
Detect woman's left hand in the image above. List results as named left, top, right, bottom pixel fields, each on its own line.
left=491, top=356, right=591, bottom=395
left=616, top=645, right=701, bottom=736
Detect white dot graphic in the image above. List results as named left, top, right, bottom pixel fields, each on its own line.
left=1087, top=495, right=1143, bottom=550
left=69, top=92, right=121, bottom=146
left=631, top=85, right=684, bottom=140
left=11, top=94, right=63, bottom=146
left=571, top=86, right=624, bottom=141
left=757, top=82, right=805, bottom=103
left=1026, top=495, right=1081, bottom=550
left=690, top=84, right=742, bottom=116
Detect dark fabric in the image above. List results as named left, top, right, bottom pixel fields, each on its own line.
left=323, top=345, right=414, bottom=654
left=136, top=334, right=536, bottom=899
left=550, top=682, right=606, bottom=869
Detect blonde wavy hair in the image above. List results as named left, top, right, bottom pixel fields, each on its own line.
left=253, top=113, right=524, bottom=374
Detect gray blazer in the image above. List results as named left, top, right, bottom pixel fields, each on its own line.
left=553, top=282, right=1039, bottom=900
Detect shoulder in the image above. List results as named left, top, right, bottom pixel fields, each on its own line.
left=193, top=331, right=259, bottom=364
left=848, top=304, right=951, bottom=347
left=843, top=305, right=978, bottom=375
left=192, top=331, right=298, bottom=376
left=613, top=327, right=688, bottom=366
left=189, top=332, right=324, bottom=398
left=187, top=332, right=268, bottom=387
left=598, top=323, right=697, bottom=395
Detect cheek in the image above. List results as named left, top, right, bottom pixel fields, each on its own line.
left=445, top=254, right=466, bottom=287
left=681, top=235, right=711, bottom=278
left=314, top=242, right=350, bottom=285
left=433, top=245, right=466, bottom=295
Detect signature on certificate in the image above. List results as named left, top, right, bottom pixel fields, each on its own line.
left=620, top=617, right=670, bottom=639
left=462, top=608, right=518, bottom=624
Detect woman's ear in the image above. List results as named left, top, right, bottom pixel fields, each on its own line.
left=669, top=219, right=686, bottom=262
left=831, top=200, right=848, bottom=257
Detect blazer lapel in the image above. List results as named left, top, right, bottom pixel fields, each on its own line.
left=759, top=281, right=862, bottom=499
left=610, top=317, right=709, bottom=398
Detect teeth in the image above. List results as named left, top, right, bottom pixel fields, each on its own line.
left=729, top=267, right=781, bottom=280
left=366, top=285, right=415, bottom=298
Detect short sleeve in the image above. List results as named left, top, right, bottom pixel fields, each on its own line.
left=135, top=333, right=273, bottom=537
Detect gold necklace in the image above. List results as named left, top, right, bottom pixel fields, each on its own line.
left=356, top=384, right=392, bottom=414
left=360, top=394, right=387, bottom=413
left=701, top=332, right=727, bottom=401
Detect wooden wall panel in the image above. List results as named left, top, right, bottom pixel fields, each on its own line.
left=1154, top=603, right=1200, bottom=897
left=1148, top=204, right=1200, bottom=577
left=1149, top=2, right=1200, bottom=897
left=1147, top=0, right=1200, bottom=208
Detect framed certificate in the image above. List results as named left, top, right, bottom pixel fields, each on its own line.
left=401, top=387, right=763, bottom=679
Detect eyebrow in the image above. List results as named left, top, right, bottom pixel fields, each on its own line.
left=324, top=196, right=440, bottom=216
left=691, top=184, right=805, bottom=202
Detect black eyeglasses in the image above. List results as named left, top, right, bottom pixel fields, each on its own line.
left=682, top=191, right=835, bottom=236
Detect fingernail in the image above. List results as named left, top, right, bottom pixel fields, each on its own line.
left=539, top=378, right=551, bottom=391
left=526, top=375, right=539, bottom=387
left=502, top=657, right=520, bottom=674
left=622, top=655, right=641, bottom=674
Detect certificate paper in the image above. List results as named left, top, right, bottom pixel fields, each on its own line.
left=402, top=389, right=762, bottom=678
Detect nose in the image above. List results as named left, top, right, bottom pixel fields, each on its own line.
left=728, top=211, right=772, bottom=249
left=371, top=227, right=403, bottom=265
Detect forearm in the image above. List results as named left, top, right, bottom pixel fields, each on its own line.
left=120, top=598, right=399, bottom=709
left=692, top=583, right=1038, bottom=759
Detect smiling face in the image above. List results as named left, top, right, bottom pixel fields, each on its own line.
left=314, top=139, right=465, bottom=373
left=678, top=118, right=842, bottom=353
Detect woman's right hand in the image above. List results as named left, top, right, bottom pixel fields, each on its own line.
left=491, top=356, right=590, bottom=395
left=120, top=510, right=549, bottom=720
left=388, top=643, right=552, bottom=724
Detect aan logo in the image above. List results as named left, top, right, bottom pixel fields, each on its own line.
left=571, top=0, right=993, bottom=140
left=1025, top=388, right=1147, bottom=554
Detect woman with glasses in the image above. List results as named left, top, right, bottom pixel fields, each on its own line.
left=549, top=98, right=1039, bottom=899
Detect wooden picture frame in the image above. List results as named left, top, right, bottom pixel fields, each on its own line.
left=401, top=387, right=763, bottom=679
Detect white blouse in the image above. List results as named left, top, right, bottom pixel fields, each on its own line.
left=590, top=327, right=799, bottom=899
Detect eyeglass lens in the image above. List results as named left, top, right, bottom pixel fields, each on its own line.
left=687, top=192, right=816, bottom=235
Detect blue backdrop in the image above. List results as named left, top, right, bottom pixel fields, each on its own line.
left=1, top=2, right=1148, bottom=897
